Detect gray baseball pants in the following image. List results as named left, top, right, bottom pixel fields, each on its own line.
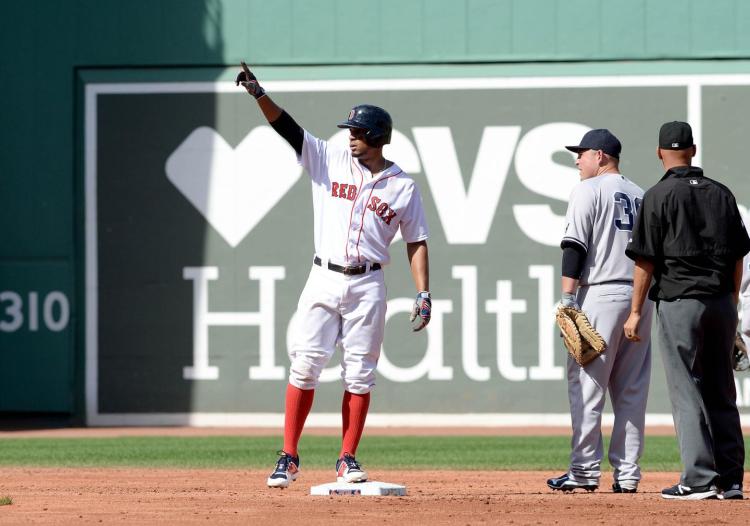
left=568, top=283, right=654, bottom=487
left=657, top=294, right=745, bottom=489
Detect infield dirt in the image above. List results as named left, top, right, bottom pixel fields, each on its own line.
left=2, top=427, right=748, bottom=524
left=0, top=467, right=747, bottom=525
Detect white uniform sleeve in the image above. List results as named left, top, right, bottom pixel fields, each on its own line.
left=562, top=183, right=596, bottom=251
left=399, top=182, right=430, bottom=243
left=298, top=129, right=331, bottom=184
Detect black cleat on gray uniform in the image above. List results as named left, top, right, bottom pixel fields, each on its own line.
left=547, top=473, right=597, bottom=492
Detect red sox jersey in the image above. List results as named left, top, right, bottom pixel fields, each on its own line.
left=299, top=130, right=429, bottom=266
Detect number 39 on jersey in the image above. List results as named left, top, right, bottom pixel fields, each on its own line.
left=613, top=191, right=642, bottom=232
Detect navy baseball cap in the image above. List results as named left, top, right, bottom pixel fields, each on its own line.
left=565, top=129, right=622, bottom=159
left=659, top=121, right=694, bottom=150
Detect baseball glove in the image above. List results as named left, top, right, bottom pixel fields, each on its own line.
left=733, top=331, right=750, bottom=372
left=556, top=305, right=607, bottom=366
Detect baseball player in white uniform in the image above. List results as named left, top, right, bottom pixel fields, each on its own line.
left=547, top=129, right=654, bottom=494
left=235, top=63, right=432, bottom=489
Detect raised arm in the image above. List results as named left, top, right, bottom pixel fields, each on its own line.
left=236, top=61, right=303, bottom=155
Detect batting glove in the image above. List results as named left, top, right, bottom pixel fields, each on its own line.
left=410, top=291, right=432, bottom=332
left=559, top=291, right=580, bottom=310
left=235, top=61, right=266, bottom=99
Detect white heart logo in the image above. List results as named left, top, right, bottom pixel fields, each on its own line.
left=165, top=126, right=302, bottom=247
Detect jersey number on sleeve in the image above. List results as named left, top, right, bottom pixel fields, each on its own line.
left=613, top=192, right=642, bottom=231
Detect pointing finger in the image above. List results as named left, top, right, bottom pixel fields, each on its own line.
left=241, top=61, right=254, bottom=80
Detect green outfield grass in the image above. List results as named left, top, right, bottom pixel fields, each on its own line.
left=2, top=435, right=736, bottom=471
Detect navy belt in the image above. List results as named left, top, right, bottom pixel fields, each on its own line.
left=314, top=256, right=381, bottom=275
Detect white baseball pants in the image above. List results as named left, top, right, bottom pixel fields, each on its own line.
left=288, top=263, right=386, bottom=394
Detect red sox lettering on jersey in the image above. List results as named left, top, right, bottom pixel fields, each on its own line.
left=331, top=182, right=398, bottom=225
left=367, top=196, right=397, bottom=225
left=331, top=182, right=357, bottom=201
left=302, top=131, right=428, bottom=266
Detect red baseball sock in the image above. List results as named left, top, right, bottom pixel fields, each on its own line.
left=340, top=391, right=370, bottom=457
left=283, top=384, right=315, bottom=457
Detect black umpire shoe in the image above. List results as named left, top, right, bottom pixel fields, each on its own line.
left=547, top=473, right=598, bottom=492
left=661, top=482, right=718, bottom=500
left=718, top=483, right=744, bottom=500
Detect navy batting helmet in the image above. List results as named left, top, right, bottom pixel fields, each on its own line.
left=337, top=104, right=392, bottom=147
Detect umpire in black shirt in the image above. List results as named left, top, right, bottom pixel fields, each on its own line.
left=624, top=121, right=750, bottom=500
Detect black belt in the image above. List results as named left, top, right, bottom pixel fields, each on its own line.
left=586, top=280, right=633, bottom=286
left=314, top=256, right=381, bottom=275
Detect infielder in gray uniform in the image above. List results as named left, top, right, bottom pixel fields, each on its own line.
left=547, top=129, right=654, bottom=493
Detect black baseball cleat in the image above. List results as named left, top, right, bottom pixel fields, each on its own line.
left=612, top=482, right=637, bottom=493
left=547, top=473, right=598, bottom=492
left=661, top=482, right=718, bottom=500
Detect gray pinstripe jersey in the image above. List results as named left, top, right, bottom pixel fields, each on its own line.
left=562, top=173, right=645, bottom=286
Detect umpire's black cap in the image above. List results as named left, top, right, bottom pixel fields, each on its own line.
left=659, top=121, right=694, bottom=150
left=565, top=129, right=622, bottom=159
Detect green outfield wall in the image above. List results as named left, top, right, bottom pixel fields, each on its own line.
left=2, top=0, right=750, bottom=424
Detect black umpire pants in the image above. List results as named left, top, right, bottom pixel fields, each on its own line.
left=657, top=294, right=745, bottom=489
